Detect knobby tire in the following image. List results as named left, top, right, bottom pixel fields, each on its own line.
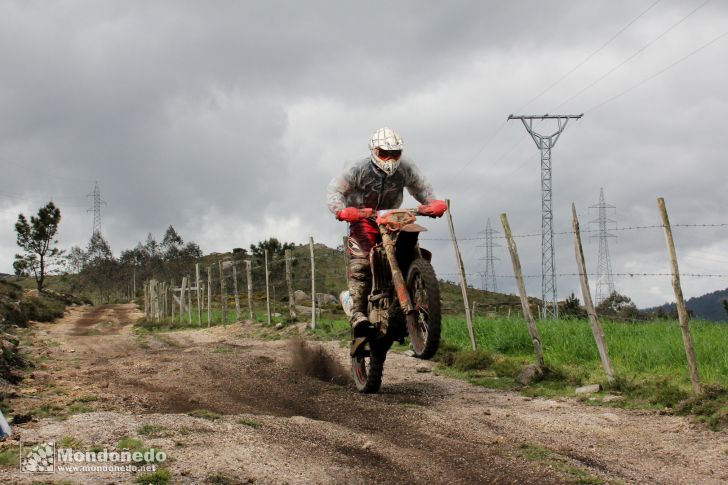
left=406, top=258, right=441, bottom=359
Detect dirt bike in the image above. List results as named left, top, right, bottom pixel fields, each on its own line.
left=344, top=208, right=442, bottom=393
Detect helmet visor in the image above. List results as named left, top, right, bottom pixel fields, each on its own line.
left=375, top=148, right=402, bottom=161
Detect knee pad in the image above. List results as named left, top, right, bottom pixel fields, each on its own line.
left=348, top=258, right=371, bottom=282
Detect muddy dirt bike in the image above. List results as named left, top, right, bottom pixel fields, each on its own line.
left=342, top=208, right=442, bottom=393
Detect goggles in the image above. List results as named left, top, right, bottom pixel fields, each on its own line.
left=376, top=148, right=402, bottom=161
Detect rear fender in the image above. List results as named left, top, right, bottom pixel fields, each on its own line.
left=418, top=247, right=432, bottom=262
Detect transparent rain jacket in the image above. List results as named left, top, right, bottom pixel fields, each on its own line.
left=327, top=157, right=437, bottom=215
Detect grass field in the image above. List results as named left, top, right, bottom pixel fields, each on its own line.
left=305, top=313, right=728, bottom=428
left=442, top=315, right=728, bottom=388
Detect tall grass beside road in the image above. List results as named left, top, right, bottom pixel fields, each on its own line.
left=441, top=315, right=728, bottom=388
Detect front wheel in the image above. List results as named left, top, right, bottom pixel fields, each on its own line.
left=406, top=258, right=441, bottom=359
left=351, top=339, right=391, bottom=393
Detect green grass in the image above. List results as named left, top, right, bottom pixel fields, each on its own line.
left=436, top=315, right=728, bottom=414
left=136, top=468, right=171, bottom=485
left=307, top=319, right=351, bottom=341
left=58, top=436, right=85, bottom=449
left=442, top=315, right=728, bottom=387
left=0, top=447, right=19, bottom=468
left=518, top=443, right=605, bottom=484
left=117, top=437, right=144, bottom=451
left=138, top=423, right=169, bottom=437
left=117, top=437, right=165, bottom=465
left=237, top=417, right=260, bottom=428
left=309, top=313, right=728, bottom=424
left=675, top=384, right=728, bottom=431
left=187, top=409, right=221, bottom=421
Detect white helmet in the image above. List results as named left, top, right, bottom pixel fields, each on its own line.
left=369, top=127, right=404, bottom=176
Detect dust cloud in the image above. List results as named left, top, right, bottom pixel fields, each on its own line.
left=290, top=338, right=351, bottom=386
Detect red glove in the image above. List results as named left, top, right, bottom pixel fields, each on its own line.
left=336, top=207, right=373, bottom=222
left=418, top=200, right=448, bottom=218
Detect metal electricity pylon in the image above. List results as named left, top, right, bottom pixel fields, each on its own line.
left=477, top=218, right=499, bottom=292
left=508, top=113, right=583, bottom=319
left=86, top=181, right=106, bottom=237
left=590, top=187, right=616, bottom=306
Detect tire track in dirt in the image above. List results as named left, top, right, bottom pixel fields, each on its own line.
left=33, top=306, right=566, bottom=483
left=12, top=304, right=728, bottom=484
left=89, top=343, right=542, bottom=483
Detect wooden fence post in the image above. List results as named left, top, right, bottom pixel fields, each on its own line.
left=143, top=282, right=148, bottom=317
left=207, top=266, right=212, bottom=327
left=170, top=280, right=175, bottom=321
left=501, top=213, right=545, bottom=369
left=179, top=276, right=187, bottom=323
left=200, top=280, right=204, bottom=312
left=158, top=281, right=163, bottom=318
left=196, top=263, right=202, bottom=325
left=233, top=263, right=241, bottom=321
left=572, top=203, right=615, bottom=383
left=187, top=276, right=192, bottom=325
left=246, top=260, right=255, bottom=320
left=658, top=197, right=701, bottom=394
left=309, top=236, right=316, bottom=329
left=149, top=280, right=156, bottom=321
left=446, top=199, right=477, bottom=350
left=285, top=249, right=297, bottom=320
left=264, top=250, right=272, bottom=325
left=219, top=261, right=227, bottom=326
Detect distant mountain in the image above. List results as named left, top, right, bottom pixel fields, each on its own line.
left=645, top=288, right=728, bottom=322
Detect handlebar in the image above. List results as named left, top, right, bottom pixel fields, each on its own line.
left=375, top=208, right=423, bottom=217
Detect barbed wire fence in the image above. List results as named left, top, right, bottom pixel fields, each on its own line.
left=138, top=198, right=726, bottom=392
left=139, top=202, right=728, bottom=329
left=140, top=238, right=352, bottom=330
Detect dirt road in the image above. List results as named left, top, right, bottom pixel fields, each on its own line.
left=3, top=304, right=727, bottom=484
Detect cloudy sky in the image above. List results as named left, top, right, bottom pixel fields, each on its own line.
left=2, top=0, right=727, bottom=308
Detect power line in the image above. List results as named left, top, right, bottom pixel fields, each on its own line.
left=437, top=272, right=728, bottom=279
left=456, top=120, right=509, bottom=174
left=420, top=222, right=728, bottom=241
left=585, top=27, right=728, bottom=113
left=555, top=0, right=712, bottom=111
left=517, top=0, right=662, bottom=112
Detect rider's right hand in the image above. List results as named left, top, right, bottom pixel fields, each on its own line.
left=418, top=199, right=447, bottom=218
left=336, top=207, right=374, bottom=222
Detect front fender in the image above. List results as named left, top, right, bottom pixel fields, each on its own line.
left=418, top=247, right=432, bottom=262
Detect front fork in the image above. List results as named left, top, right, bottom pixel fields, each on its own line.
left=380, top=229, right=414, bottom=316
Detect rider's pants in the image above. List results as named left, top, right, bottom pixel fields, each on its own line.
left=347, top=220, right=380, bottom=323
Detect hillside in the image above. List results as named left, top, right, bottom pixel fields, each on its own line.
left=286, top=242, right=530, bottom=314
left=647, top=288, right=728, bottom=322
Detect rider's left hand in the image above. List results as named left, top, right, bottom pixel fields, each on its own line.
left=336, top=206, right=374, bottom=222
left=418, top=200, right=447, bottom=218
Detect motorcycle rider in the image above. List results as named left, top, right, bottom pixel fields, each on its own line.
left=327, top=127, right=447, bottom=335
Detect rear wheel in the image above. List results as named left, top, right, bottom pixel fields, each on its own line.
left=351, top=339, right=391, bottom=393
left=406, top=258, right=441, bottom=359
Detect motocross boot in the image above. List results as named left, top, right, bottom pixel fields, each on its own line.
left=348, top=257, right=374, bottom=338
